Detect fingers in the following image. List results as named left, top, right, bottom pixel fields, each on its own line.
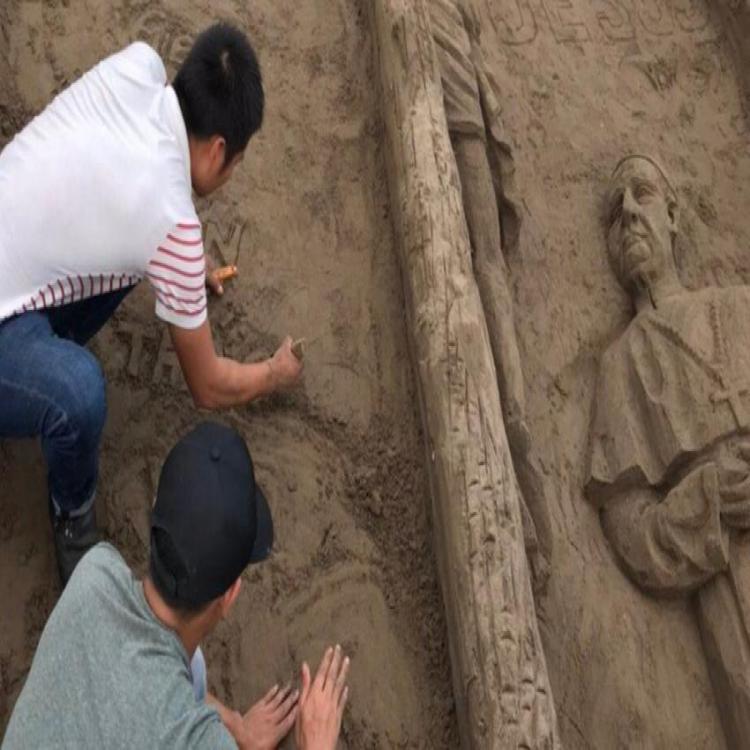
left=324, top=644, right=343, bottom=694
left=722, top=499, right=750, bottom=526
left=263, top=683, right=280, bottom=704
left=333, top=655, right=350, bottom=704
left=339, top=684, right=349, bottom=712
left=273, top=687, right=299, bottom=721
left=277, top=701, right=298, bottom=738
left=314, top=646, right=334, bottom=691
left=269, top=683, right=292, bottom=710
left=299, top=661, right=312, bottom=704
left=206, top=272, right=224, bottom=296
left=736, top=439, right=750, bottom=460
left=722, top=475, right=750, bottom=503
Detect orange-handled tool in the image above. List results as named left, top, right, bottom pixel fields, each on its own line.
left=214, top=265, right=238, bottom=283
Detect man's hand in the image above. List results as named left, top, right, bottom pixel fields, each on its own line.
left=205, top=256, right=239, bottom=296
left=295, top=645, right=350, bottom=750
left=205, top=255, right=225, bottom=296
left=238, top=683, right=299, bottom=750
left=268, top=336, right=303, bottom=390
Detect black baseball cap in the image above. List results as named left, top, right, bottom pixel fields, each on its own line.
left=149, top=421, right=273, bottom=608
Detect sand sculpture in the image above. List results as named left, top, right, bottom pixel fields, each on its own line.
left=428, top=0, right=553, bottom=588
left=5, top=0, right=747, bottom=746
left=369, top=0, right=560, bottom=746
left=717, top=0, right=750, bottom=105
left=587, top=154, right=750, bottom=748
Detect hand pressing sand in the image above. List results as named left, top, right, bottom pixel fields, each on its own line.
left=295, top=645, right=350, bottom=750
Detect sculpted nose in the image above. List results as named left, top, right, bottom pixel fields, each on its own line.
left=622, top=189, right=640, bottom=224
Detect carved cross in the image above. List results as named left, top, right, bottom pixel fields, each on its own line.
left=711, top=380, right=750, bottom=429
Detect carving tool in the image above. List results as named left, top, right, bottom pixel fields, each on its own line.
left=214, top=264, right=238, bottom=283
left=291, top=334, right=325, bottom=361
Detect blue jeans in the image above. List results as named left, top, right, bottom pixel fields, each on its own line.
left=0, top=287, right=134, bottom=515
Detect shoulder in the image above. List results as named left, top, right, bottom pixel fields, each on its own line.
left=67, top=542, right=133, bottom=595
left=103, top=41, right=167, bottom=85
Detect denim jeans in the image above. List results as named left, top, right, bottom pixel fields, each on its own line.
left=0, top=286, right=134, bottom=514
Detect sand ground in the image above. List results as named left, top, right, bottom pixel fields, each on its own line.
left=0, top=1, right=459, bottom=747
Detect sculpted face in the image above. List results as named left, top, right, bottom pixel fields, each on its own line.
left=606, top=158, right=679, bottom=289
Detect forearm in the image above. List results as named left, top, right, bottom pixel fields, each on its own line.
left=196, top=355, right=276, bottom=409
left=601, top=464, right=729, bottom=595
left=169, top=321, right=280, bottom=409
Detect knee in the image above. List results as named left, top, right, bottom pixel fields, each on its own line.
left=48, top=351, right=107, bottom=447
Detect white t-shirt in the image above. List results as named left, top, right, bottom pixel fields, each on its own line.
left=0, top=42, right=207, bottom=329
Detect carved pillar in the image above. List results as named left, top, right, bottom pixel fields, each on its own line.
left=367, top=1, right=561, bottom=747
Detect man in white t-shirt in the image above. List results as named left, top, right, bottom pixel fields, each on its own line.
left=0, top=24, right=302, bottom=584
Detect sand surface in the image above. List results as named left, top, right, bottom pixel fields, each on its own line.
left=0, top=1, right=458, bottom=746
left=3, top=0, right=750, bottom=747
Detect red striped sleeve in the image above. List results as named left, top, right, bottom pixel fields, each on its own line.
left=156, top=246, right=204, bottom=263
left=152, top=288, right=205, bottom=305
left=146, top=272, right=204, bottom=293
left=154, top=293, right=207, bottom=317
left=166, top=233, right=202, bottom=247
left=147, top=223, right=207, bottom=328
left=148, top=260, right=205, bottom=278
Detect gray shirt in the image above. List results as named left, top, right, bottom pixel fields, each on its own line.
left=2, top=544, right=236, bottom=749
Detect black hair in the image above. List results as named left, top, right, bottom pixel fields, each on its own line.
left=174, top=23, right=264, bottom=165
left=150, top=527, right=212, bottom=617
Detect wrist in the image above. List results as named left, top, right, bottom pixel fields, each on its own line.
left=265, top=358, right=277, bottom=393
left=228, top=712, right=250, bottom=748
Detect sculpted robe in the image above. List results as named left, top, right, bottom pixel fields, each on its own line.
left=429, top=0, right=510, bottom=147
left=429, top=0, right=485, bottom=138
left=586, top=284, right=750, bottom=746
left=586, top=286, right=750, bottom=593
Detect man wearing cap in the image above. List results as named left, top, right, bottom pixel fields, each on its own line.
left=2, top=422, right=349, bottom=750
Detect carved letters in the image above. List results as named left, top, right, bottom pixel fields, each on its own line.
left=488, top=0, right=713, bottom=46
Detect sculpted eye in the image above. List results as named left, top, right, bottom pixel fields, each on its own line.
left=609, top=198, right=623, bottom=228
left=635, top=183, right=654, bottom=202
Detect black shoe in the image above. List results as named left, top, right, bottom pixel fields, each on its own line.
left=50, top=501, right=101, bottom=587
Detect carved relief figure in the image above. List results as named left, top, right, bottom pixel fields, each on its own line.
left=588, top=154, right=750, bottom=748
left=429, top=0, right=552, bottom=580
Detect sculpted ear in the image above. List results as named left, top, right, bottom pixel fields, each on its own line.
left=667, top=198, right=680, bottom=237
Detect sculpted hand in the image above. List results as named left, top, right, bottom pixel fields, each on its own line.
left=717, top=442, right=750, bottom=529
left=295, top=645, right=350, bottom=750
left=239, top=683, right=299, bottom=750
left=268, top=336, right=303, bottom=391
